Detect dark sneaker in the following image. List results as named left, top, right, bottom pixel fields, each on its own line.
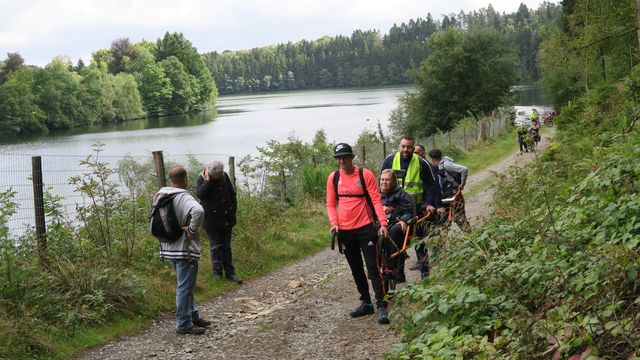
left=176, top=326, right=206, bottom=335
left=192, top=318, right=211, bottom=327
left=377, top=307, right=390, bottom=324
left=350, top=302, right=374, bottom=318
left=226, top=274, right=243, bottom=284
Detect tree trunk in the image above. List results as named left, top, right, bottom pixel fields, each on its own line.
left=637, top=0, right=640, bottom=48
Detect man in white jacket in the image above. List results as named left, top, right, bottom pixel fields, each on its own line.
left=152, top=165, right=209, bottom=334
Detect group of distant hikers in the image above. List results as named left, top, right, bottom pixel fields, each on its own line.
left=149, top=137, right=470, bottom=334
left=326, top=137, right=470, bottom=325
left=518, top=108, right=552, bottom=154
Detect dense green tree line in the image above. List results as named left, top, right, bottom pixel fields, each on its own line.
left=0, top=32, right=216, bottom=137
left=204, top=3, right=560, bottom=95
left=538, top=0, right=638, bottom=107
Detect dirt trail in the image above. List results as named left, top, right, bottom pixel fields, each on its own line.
left=77, top=130, right=553, bottom=360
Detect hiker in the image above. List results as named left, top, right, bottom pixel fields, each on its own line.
left=529, top=119, right=541, bottom=149
left=414, top=144, right=427, bottom=159
left=152, top=165, right=210, bottom=335
left=517, top=126, right=529, bottom=154
left=196, top=161, right=242, bottom=284
left=381, top=136, right=443, bottom=280
left=379, top=169, right=415, bottom=275
left=428, top=149, right=472, bottom=233
left=530, top=108, right=540, bottom=122
left=326, top=143, right=391, bottom=325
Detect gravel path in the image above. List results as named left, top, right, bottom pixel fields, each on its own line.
left=77, top=130, right=553, bottom=360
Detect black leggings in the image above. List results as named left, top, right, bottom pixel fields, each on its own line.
left=339, top=223, right=387, bottom=308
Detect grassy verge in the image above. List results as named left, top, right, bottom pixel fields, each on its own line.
left=25, top=198, right=329, bottom=360
left=456, top=128, right=518, bottom=175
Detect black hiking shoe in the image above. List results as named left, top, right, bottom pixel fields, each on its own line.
left=176, top=325, right=206, bottom=335
left=350, top=302, right=374, bottom=318
left=226, top=274, right=243, bottom=284
left=377, top=307, right=390, bottom=324
left=192, top=318, right=211, bottom=327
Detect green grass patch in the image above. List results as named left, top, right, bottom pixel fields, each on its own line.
left=456, top=128, right=518, bottom=175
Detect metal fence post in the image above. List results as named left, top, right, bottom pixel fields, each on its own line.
left=32, top=156, right=47, bottom=267
left=228, top=156, right=236, bottom=190
left=152, top=151, right=166, bottom=190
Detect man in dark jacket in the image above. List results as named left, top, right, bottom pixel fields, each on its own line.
left=196, top=161, right=242, bottom=284
left=379, top=169, right=415, bottom=283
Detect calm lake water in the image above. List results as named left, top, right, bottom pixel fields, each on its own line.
left=0, top=86, right=413, bottom=158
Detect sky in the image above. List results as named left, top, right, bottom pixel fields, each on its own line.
left=0, top=0, right=555, bottom=67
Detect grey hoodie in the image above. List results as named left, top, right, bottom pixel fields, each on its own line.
left=152, top=187, right=204, bottom=260
left=439, top=156, right=468, bottom=188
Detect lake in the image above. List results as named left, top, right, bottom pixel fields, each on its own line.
left=0, top=86, right=413, bottom=158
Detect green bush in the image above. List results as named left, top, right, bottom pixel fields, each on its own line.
left=389, top=67, right=640, bottom=359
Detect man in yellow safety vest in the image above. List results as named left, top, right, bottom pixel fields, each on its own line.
left=380, top=136, right=444, bottom=280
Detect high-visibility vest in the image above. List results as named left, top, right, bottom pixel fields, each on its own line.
left=392, top=153, right=423, bottom=203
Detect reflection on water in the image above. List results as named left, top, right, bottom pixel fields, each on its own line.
left=281, top=102, right=379, bottom=110
left=0, top=111, right=218, bottom=146
left=516, top=86, right=550, bottom=107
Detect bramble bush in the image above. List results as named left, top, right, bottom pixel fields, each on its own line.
left=388, top=68, right=640, bottom=359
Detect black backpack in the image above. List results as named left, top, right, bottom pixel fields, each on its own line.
left=150, top=192, right=183, bottom=242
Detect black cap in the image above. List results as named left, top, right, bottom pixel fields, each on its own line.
left=333, top=143, right=353, bottom=158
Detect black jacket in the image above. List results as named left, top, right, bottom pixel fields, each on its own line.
left=380, top=185, right=415, bottom=224
left=196, top=173, right=237, bottom=231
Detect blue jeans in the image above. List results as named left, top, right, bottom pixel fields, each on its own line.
left=206, top=229, right=236, bottom=277
left=172, top=259, right=200, bottom=330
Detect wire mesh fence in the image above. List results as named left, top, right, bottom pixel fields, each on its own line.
left=0, top=152, right=234, bottom=238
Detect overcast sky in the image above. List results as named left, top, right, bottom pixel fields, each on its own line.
left=1, top=0, right=555, bottom=67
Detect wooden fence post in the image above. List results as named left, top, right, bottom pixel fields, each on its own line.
left=361, top=144, right=366, bottom=165
left=32, top=156, right=47, bottom=267
left=382, top=142, right=387, bottom=159
left=152, top=151, right=166, bottom=190
left=311, top=154, right=317, bottom=168
left=463, top=127, right=468, bottom=150
left=431, top=135, right=436, bottom=150
left=228, top=156, right=236, bottom=190
left=279, top=168, right=286, bottom=203
left=448, top=131, right=452, bottom=146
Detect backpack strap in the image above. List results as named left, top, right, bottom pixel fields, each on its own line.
left=359, top=167, right=379, bottom=224
left=332, top=168, right=379, bottom=224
